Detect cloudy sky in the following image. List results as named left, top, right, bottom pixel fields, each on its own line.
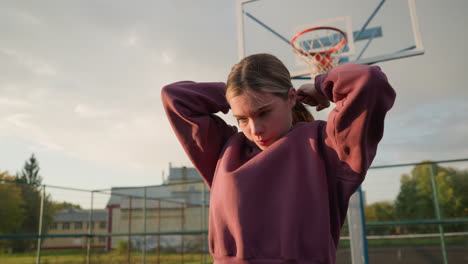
left=1, top=0, right=467, bottom=206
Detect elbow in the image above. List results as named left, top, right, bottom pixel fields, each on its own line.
left=161, top=81, right=194, bottom=105
left=161, top=81, right=195, bottom=94
left=368, top=65, right=389, bottom=85
left=365, top=65, right=397, bottom=109
left=161, top=82, right=182, bottom=110
left=160, top=84, right=173, bottom=108
left=161, top=81, right=182, bottom=99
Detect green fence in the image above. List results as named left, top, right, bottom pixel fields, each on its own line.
left=356, top=158, right=468, bottom=264
left=1, top=158, right=467, bottom=264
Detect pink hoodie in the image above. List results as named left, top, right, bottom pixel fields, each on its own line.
left=162, top=64, right=396, bottom=264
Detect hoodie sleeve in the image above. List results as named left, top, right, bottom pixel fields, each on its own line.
left=315, top=64, right=396, bottom=184
left=161, top=81, right=238, bottom=189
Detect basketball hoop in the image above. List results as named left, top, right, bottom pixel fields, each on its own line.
left=290, top=26, right=347, bottom=79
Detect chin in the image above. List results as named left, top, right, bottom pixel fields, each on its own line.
left=256, top=144, right=268, bottom=150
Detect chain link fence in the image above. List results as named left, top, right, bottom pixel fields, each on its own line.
left=1, top=159, right=467, bottom=264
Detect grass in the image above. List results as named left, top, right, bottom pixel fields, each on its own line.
left=2, top=236, right=467, bottom=264
left=367, top=236, right=468, bottom=247
left=0, top=251, right=214, bottom=264
left=338, top=235, right=467, bottom=248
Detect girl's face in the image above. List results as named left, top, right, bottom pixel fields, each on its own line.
left=228, top=88, right=296, bottom=150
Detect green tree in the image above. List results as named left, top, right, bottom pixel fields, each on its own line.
left=365, top=201, right=395, bottom=222
left=395, top=172, right=434, bottom=220
left=12, top=154, right=53, bottom=252
left=437, top=166, right=468, bottom=232
left=50, top=201, right=81, bottom=213
left=0, top=172, right=25, bottom=252
left=17, top=153, right=42, bottom=185
left=365, top=201, right=396, bottom=235
left=440, top=167, right=468, bottom=218
left=394, top=161, right=468, bottom=233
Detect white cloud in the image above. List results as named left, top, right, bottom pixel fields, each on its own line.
left=74, top=104, right=118, bottom=119
left=123, top=35, right=140, bottom=47
left=0, top=48, right=18, bottom=57
left=128, top=161, right=144, bottom=170
left=0, top=0, right=466, bottom=193
left=29, top=139, right=64, bottom=152
left=0, top=96, right=30, bottom=108
left=2, top=113, right=64, bottom=152
left=161, top=51, right=173, bottom=64
left=33, top=63, right=57, bottom=76
left=1, top=48, right=57, bottom=76
left=4, top=113, right=31, bottom=129
left=13, top=9, right=43, bottom=25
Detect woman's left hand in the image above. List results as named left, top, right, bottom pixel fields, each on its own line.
left=296, top=83, right=330, bottom=111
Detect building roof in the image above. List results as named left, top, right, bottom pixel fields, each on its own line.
left=106, top=185, right=172, bottom=207
left=168, top=166, right=201, bottom=180
left=120, top=197, right=187, bottom=209
left=106, top=166, right=209, bottom=209
left=54, top=208, right=107, bottom=222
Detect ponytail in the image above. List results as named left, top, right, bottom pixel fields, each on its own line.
left=292, top=102, right=314, bottom=124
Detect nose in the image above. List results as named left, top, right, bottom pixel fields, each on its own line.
left=250, top=119, right=264, bottom=136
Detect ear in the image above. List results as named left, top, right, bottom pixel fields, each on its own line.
left=287, top=87, right=297, bottom=108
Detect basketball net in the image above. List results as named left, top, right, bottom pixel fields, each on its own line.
left=291, top=27, right=347, bottom=80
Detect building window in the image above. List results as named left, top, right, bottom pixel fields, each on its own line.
left=98, top=237, right=106, bottom=243
left=74, top=222, right=83, bottom=230
left=99, top=222, right=106, bottom=229
left=50, top=223, right=57, bottom=230
left=62, top=223, right=70, bottom=230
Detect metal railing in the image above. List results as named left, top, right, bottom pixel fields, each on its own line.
left=0, top=158, right=467, bottom=264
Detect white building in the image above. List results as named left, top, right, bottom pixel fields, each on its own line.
left=105, top=165, right=210, bottom=252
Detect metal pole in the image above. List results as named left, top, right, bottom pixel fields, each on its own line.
left=157, top=199, right=161, bottom=264
left=202, top=184, right=207, bottom=264
left=143, top=187, right=147, bottom=264
left=36, top=185, right=45, bottom=264
left=408, top=0, right=425, bottom=50
left=355, top=0, right=386, bottom=41
left=243, top=11, right=290, bottom=45
left=348, top=187, right=368, bottom=264
left=357, top=186, right=369, bottom=264
left=428, top=164, right=448, bottom=264
left=199, top=221, right=203, bottom=264
left=87, top=191, right=94, bottom=264
left=237, top=0, right=246, bottom=60
left=199, top=197, right=203, bottom=264
left=127, top=197, right=132, bottom=264
left=181, top=201, right=185, bottom=264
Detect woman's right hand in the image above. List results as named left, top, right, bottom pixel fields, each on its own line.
left=296, top=83, right=330, bottom=111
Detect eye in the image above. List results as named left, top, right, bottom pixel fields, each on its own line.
left=259, top=110, right=271, bottom=117
left=236, top=118, right=247, bottom=125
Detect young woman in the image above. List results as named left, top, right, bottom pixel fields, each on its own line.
left=162, top=53, right=396, bottom=264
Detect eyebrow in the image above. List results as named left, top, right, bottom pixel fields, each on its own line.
left=233, top=103, right=273, bottom=118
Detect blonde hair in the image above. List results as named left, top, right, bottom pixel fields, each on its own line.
left=226, top=53, right=314, bottom=124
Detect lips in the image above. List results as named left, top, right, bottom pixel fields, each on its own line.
left=255, top=139, right=270, bottom=146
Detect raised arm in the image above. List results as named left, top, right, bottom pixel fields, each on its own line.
left=161, top=81, right=237, bottom=189
left=314, top=64, right=396, bottom=183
